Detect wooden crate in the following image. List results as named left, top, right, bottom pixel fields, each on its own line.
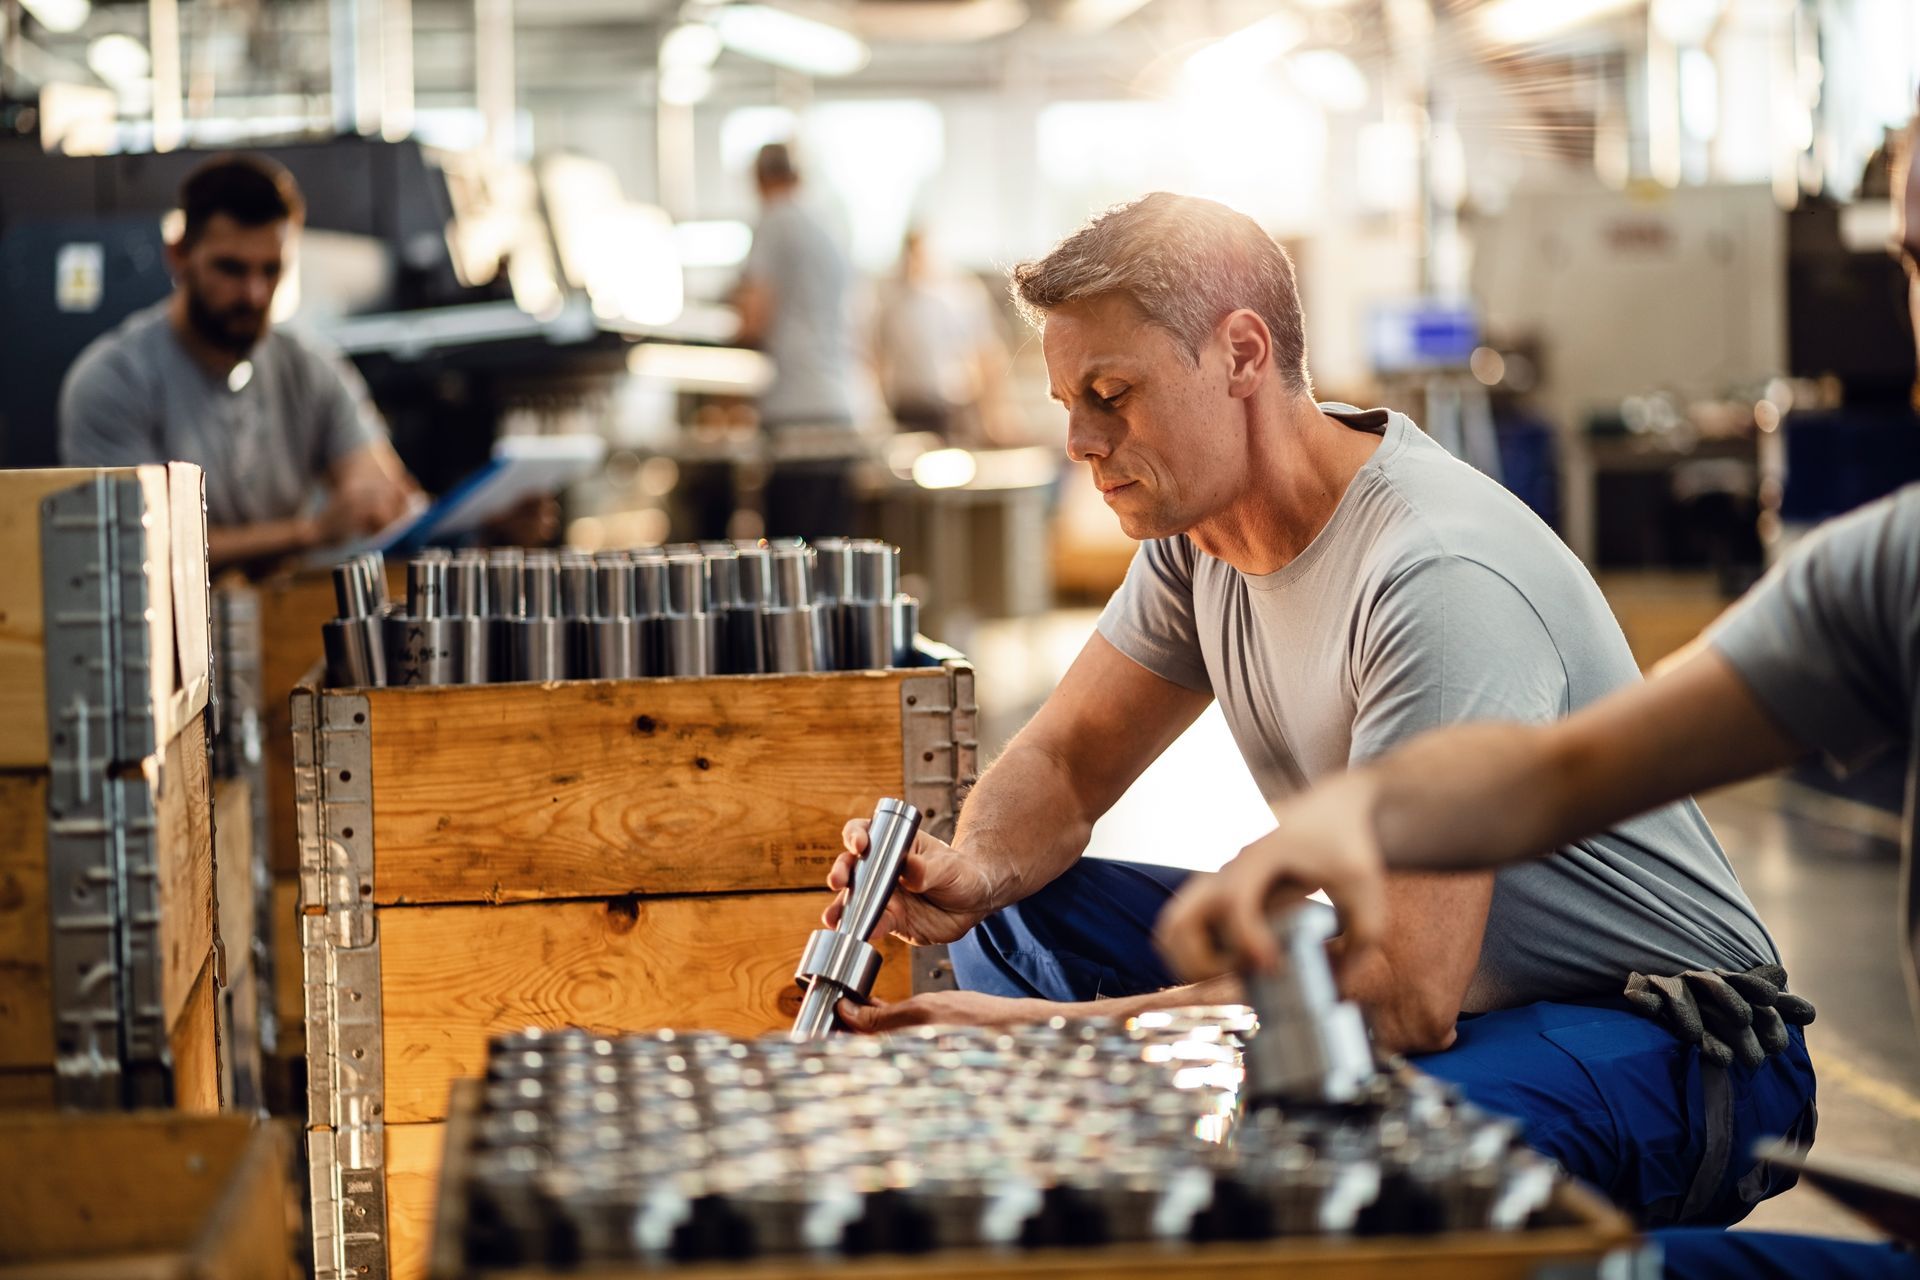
left=214, top=775, right=266, bottom=1112
left=0, top=1110, right=298, bottom=1278
left=0, top=464, right=210, bottom=770
left=0, top=464, right=221, bottom=1112
left=0, top=714, right=222, bottom=1112
left=296, top=662, right=977, bottom=1280
left=425, top=1080, right=1640, bottom=1280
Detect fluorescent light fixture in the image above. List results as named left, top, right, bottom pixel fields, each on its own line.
left=911, top=448, right=978, bottom=490
left=1650, top=0, right=1724, bottom=45
left=1478, top=0, right=1642, bottom=45
left=86, top=33, right=150, bottom=87
left=659, top=66, right=713, bottom=105
left=1182, top=13, right=1307, bottom=86
left=1287, top=49, right=1368, bottom=112
left=672, top=219, right=753, bottom=268
left=627, top=342, right=774, bottom=394
left=21, top=0, right=90, bottom=34
left=660, top=22, right=722, bottom=70
left=713, top=4, right=869, bottom=78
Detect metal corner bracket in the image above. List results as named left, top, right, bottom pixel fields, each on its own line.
left=296, top=686, right=389, bottom=1280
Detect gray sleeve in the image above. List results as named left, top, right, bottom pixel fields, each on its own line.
left=743, top=215, right=786, bottom=287
left=1349, top=555, right=1570, bottom=766
left=1094, top=537, right=1212, bottom=693
left=1706, top=486, right=1920, bottom=771
left=299, top=339, right=386, bottom=469
left=58, top=346, right=165, bottom=466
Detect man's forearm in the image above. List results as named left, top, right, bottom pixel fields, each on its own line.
left=951, top=740, right=1097, bottom=911
left=207, top=517, right=316, bottom=571
left=1071, top=974, right=1242, bottom=1021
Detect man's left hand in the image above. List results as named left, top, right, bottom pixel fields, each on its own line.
left=833, top=991, right=1059, bottom=1034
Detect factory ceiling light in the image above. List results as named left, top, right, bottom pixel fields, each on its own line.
left=1181, top=12, right=1308, bottom=88
left=86, top=33, right=151, bottom=88
left=660, top=21, right=723, bottom=70
left=1477, top=0, right=1644, bottom=45
left=1287, top=48, right=1368, bottom=112
left=712, top=4, right=870, bottom=77
left=20, top=0, right=91, bottom=35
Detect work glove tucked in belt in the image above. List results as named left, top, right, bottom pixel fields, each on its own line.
left=1622, top=963, right=1817, bottom=1069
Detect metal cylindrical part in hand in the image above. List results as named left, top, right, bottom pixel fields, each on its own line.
left=842, top=798, right=921, bottom=944
left=1241, top=905, right=1376, bottom=1106
left=762, top=606, right=818, bottom=674
left=791, top=797, right=921, bottom=1041
left=323, top=617, right=382, bottom=686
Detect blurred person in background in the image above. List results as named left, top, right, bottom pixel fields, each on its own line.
left=60, top=153, right=420, bottom=573
left=735, top=141, right=860, bottom=539
left=874, top=226, right=1017, bottom=446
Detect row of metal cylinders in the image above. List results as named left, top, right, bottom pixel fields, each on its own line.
left=323, top=539, right=919, bottom=688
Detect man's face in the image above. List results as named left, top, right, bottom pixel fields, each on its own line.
left=169, top=214, right=291, bottom=355
left=1043, top=294, right=1246, bottom=541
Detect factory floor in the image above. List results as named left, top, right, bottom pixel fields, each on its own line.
left=968, top=608, right=1920, bottom=1246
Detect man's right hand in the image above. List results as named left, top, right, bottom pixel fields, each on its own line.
left=824, top=818, right=1002, bottom=946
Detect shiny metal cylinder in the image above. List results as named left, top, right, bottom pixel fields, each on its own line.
left=848, top=540, right=899, bottom=604
left=770, top=545, right=814, bottom=608
left=791, top=797, right=921, bottom=1041
left=524, top=553, right=560, bottom=619
left=385, top=613, right=459, bottom=686
left=734, top=543, right=774, bottom=608
left=1242, top=905, right=1376, bottom=1107
left=323, top=617, right=383, bottom=687
left=631, top=552, right=669, bottom=616
left=838, top=599, right=892, bottom=671
left=891, top=595, right=920, bottom=667
left=509, top=618, right=565, bottom=682
left=360, top=550, right=389, bottom=609
left=452, top=617, right=491, bottom=685
left=728, top=605, right=767, bottom=674
left=663, top=551, right=703, bottom=615
left=407, top=556, right=448, bottom=618
left=762, top=606, right=818, bottom=674
left=590, top=617, right=639, bottom=679
left=661, top=611, right=710, bottom=676
left=333, top=561, right=374, bottom=618
left=811, top=537, right=852, bottom=602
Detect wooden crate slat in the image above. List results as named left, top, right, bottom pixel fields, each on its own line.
left=167, top=949, right=221, bottom=1115
left=213, top=776, right=255, bottom=980
left=0, top=772, right=52, bottom=1069
left=0, top=1111, right=258, bottom=1263
left=387, top=1121, right=444, bottom=1280
left=378, top=890, right=910, bottom=1124
left=364, top=675, right=912, bottom=905
left=154, top=713, right=215, bottom=1037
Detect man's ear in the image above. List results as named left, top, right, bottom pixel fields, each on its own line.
left=1221, top=309, right=1272, bottom=400
left=163, top=235, right=189, bottom=279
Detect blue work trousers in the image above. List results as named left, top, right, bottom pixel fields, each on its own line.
left=1657, top=1229, right=1920, bottom=1279
left=949, top=856, right=1819, bottom=1228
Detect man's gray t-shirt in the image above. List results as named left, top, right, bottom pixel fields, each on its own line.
left=744, top=198, right=856, bottom=428
left=59, top=300, right=384, bottom=526
left=1707, top=484, right=1920, bottom=1018
left=1099, top=405, right=1779, bottom=1012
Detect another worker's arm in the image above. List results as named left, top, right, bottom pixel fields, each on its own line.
left=1161, top=480, right=1920, bottom=982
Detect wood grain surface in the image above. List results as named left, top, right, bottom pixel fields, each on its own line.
left=362, top=673, right=916, bottom=906
left=0, top=1110, right=257, bottom=1262
left=169, top=948, right=222, bottom=1115
left=213, top=776, right=255, bottom=980
left=379, top=890, right=907, bottom=1123
left=0, top=771, right=51, bottom=1069
left=153, top=714, right=214, bottom=1037
left=270, top=876, right=304, bottom=1061
left=387, top=1121, right=446, bottom=1280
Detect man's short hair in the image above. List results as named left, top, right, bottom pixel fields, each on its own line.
left=1010, top=192, right=1311, bottom=393
left=177, top=154, right=305, bottom=248
left=755, top=142, right=800, bottom=187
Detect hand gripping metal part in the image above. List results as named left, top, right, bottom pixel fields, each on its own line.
left=1240, top=905, right=1377, bottom=1107
left=791, top=797, right=922, bottom=1040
